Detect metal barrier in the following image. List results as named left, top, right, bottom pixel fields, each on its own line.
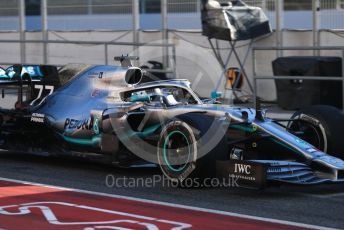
left=2, top=1, right=344, bottom=31
left=166, top=0, right=201, bottom=29
left=320, top=0, right=344, bottom=29
left=252, top=46, right=344, bottom=110
left=0, top=0, right=19, bottom=30
left=0, top=39, right=176, bottom=77
left=46, top=0, right=133, bottom=30
left=1, top=0, right=343, bottom=61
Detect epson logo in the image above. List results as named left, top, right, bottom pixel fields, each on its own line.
left=234, top=163, right=251, bottom=175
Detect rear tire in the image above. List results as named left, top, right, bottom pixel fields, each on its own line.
left=288, top=105, right=344, bottom=159
left=157, top=113, right=228, bottom=187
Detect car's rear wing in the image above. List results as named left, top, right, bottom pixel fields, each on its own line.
left=0, top=64, right=59, bottom=83
left=0, top=64, right=60, bottom=109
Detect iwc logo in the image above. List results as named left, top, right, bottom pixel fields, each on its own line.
left=234, top=163, right=251, bottom=175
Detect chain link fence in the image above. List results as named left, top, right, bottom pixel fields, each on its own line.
left=0, top=0, right=19, bottom=30
left=320, top=0, right=344, bottom=29
left=167, top=0, right=201, bottom=29
left=46, top=0, right=133, bottom=30
left=1, top=0, right=344, bottom=31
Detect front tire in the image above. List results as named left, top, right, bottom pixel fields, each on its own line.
left=288, top=105, right=344, bottom=159
left=157, top=114, right=228, bottom=186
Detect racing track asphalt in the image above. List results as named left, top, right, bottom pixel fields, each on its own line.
left=0, top=152, right=343, bottom=229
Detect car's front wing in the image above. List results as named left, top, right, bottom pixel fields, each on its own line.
left=216, top=160, right=344, bottom=189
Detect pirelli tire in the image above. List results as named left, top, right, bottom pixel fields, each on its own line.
left=288, top=105, right=344, bottom=159
left=157, top=113, right=228, bottom=187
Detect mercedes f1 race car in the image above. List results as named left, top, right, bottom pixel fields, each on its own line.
left=1, top=56, right=344, bottom=189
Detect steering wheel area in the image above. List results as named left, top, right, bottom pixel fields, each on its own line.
left=148, top=88, right=182, bottom=107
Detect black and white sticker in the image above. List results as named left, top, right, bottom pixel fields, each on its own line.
left=31, top=113, right=45, bottom=123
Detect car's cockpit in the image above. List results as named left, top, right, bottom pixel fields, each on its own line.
left=122, top=85, right=200, bottom=108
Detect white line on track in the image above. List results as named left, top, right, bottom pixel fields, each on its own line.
left=290, top=190, right=344, bottom=200
left=302, top=192, right=344, bottom=199
left=319, top=192, right=344, bottom=198
left=0, top=177, right=337, bottom=230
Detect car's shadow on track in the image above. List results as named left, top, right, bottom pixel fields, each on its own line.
left=0, top=151, right=343, bottom=200
left=0, top=151, right=158, bottom=173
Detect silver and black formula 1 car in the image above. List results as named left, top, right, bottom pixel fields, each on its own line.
left=1, top=56, right=344, bottom=189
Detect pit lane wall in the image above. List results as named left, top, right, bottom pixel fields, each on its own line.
left=0, top=30, right=343, bottom=101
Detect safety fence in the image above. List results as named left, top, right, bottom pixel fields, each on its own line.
left=0, top=0, right=344, bottom=31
